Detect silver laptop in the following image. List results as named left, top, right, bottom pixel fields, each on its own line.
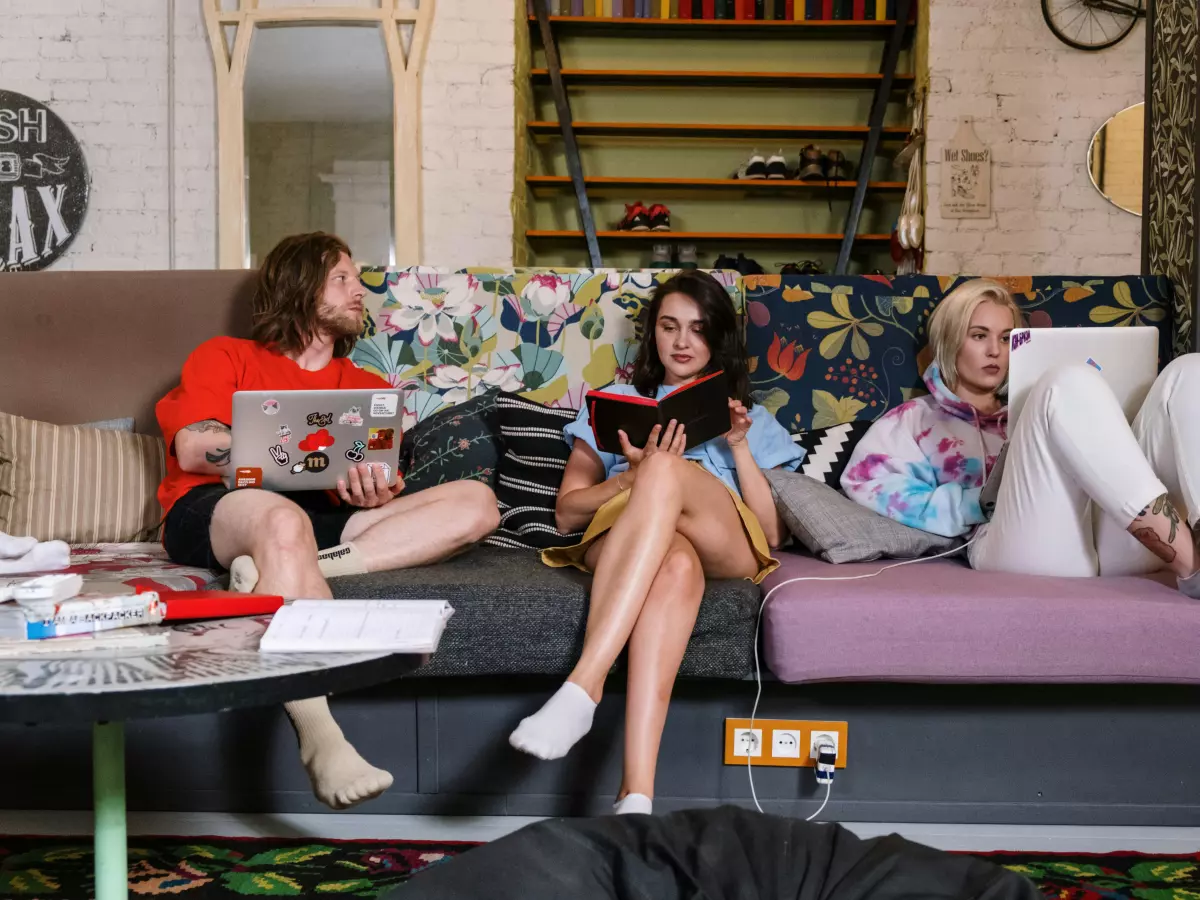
left=980, top=326, right=1159, bottom=518
left=231, top=389, right=404, bottom=491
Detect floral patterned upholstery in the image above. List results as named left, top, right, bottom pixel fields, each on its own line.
left=352, top=269, right=740, bottom=427
left=743, top=274, right=1174, bottom=434
left=2, top=544, right=222, bottom=593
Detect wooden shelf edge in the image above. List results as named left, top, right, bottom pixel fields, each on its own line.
left=526, top=120, right=911, bottom=137
left=526, top=230, right=892, bottom=241
left=526, top=176, right=908, bottom=189
left=530, top=68, right=915, bottom=82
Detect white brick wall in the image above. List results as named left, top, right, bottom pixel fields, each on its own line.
left=0, top=0, right=514, bottom=270
left=925, top=0, right=1145, bottom=275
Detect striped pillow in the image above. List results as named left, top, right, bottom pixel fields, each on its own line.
left=0, top=412, right=167, bottom=543
left=485, top=393, right=583, bottom=552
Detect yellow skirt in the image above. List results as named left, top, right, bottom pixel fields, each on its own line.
left=541, top=470, right=780, bottom=585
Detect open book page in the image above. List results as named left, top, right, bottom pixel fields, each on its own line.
left=259, top=600, right=454, bottom=653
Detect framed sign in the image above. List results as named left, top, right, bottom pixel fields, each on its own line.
left=0, top=90, right=89, bottom=271
left=939, top=118, right=992, bottom=219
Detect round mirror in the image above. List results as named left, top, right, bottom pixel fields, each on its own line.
left=1088, top=102, right=1144, bottom=216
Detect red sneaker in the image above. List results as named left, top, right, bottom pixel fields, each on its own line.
left=618, top=202, right=651, bottom=231
left=648, top=203, right=671, bottom=232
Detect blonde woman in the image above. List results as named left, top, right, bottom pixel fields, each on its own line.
left=841, top=279, right=1200, bottom=592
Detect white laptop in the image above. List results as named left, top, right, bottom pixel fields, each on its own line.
left=980, top=326, right=1159, bottom=518
left=230, top=389, right=404, bottom=492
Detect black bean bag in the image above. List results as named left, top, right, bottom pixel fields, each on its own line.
left=391, top=805, right=1040, bottom=900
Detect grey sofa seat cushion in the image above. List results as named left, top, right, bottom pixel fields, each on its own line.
left=329, top=546, right=762, bottom=679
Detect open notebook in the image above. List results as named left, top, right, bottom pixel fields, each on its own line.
left=259, top=599, right=454, bottom=654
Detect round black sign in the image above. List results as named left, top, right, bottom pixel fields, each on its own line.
left=0, top=90, right=89, bottom=272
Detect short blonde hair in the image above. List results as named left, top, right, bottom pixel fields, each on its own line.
left=927, top=279, right=1024, bottom=390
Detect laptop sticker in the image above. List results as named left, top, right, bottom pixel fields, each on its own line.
left=307, top=412, right=333, bottom=427
left=303, top=452, right=329, bottom=473
left=373, top=461, right=391, bottom=483
left=268, top=445, right=290, bottom=467
left=345, top=440, right=366, bottom=463
left=1011, top=332, right=1031, bottom=352
left=235, top=467, right=262, bottom=489
left=339, top=406, right=364, bottom=427
left=1086, top=357, right=1102, bottom=371
left=299, top=429, right=335, bottom=451
left=290, top=461, right=306, bottom=475
left=368, top=427, right=395, bottom=450
left=277, top=424, right=292, bottom=444
left=261, top=399, right=280, bottom=415
left=370, top=393, right=398, bottom=418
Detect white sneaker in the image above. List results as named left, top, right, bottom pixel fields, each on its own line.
left=734, top=150, right=767, bottom=180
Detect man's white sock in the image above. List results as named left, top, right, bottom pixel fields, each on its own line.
left=0, top=540, right=69, bottom=574
left=0, top=533, right=38, bottom=559
left=508, top=681, right=596, bottom=760
left=316, top=543, right=368, bottom=579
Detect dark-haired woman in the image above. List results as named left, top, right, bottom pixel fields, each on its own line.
left=508, top=270, right=804, bottom=814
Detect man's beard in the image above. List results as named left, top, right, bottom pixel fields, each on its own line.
left=317, top=305, right=363, bottom=341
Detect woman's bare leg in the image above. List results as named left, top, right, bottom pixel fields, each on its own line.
left=510, top=455, right=756, bottom=761
left=569, top=453, right=757, bottom=700
left=620, top=533, right=705, bottom=802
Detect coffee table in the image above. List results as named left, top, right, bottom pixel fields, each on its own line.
left=0, top=616, right=422, bottom=900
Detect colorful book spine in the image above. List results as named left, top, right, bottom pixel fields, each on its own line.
left=885, top=0, right=894, bottom=18
left=613, top=0, right=623, bottom=15
left=755, top=0, right=765, bottom=17
left=874, top=0, right=885, bottom=16
left=834, top=0, right=850, bottom=18
left=573, top=0, right=585, bottom=14
left=864, top=0, right=875, bottom=19
left=702, top=0, right=715, bottom=16
left=681, top=0, right=692, bottom=16
left=852, top=0, right=864, bottom=18
left=821, top=0, right=832, bottom=17
left=787, top=0, right=796, bottom=16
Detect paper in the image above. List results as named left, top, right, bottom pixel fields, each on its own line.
left=259, top=599, right=454, bottom=653
left=939, top=118, right=992, bottom=219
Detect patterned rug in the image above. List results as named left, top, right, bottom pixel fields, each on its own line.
left=2, top=837, right=1199, bottom=898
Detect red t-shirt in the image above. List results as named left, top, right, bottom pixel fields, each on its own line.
left=156, top=337, right=390, bottom=517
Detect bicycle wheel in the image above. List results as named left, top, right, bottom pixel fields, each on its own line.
left=1042, top=0, right=1143, bottom=50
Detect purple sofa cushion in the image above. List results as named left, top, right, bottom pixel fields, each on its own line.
left=761, top=553, right=1199, bottom=684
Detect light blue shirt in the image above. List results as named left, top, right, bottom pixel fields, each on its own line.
left=564, top=383, right=805, bottom=496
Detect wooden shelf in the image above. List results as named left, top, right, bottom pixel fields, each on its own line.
left=528, top=15, right=912, bottom=37
left=527, top=175, right=907, bottom=192
left=527, top=230, right=892, bottom=242
left=527, top=121, right=910, bottom=141
left=531, top=68, right=914, bottom=88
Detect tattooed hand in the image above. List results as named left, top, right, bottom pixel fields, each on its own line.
left=177, top=419, right=233, bottom=475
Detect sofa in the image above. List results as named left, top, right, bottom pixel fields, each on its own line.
left=3, top=267, right=1200, bottom=824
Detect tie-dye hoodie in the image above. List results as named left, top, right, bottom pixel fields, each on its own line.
left=840, top=364, right=1008, bottom=538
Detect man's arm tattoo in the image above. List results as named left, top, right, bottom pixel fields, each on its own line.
left=206, top=447, right=232, bottom=467
left=186, top=419, right=231, bottom=435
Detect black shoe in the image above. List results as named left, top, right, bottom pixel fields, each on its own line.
left=765, top=150, right=789, bottom=180
left=778, top=260, right=825, bottom=275
left=734, top=150, right=768, bottom=180
left=618, top=202, right=651, bottom=231
left=798, top=144, right=825, bottom=181
left=648, top=203, right=671, bottom=232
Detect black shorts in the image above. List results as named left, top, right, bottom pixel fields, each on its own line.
left=163, top=483, right=357, bottom=570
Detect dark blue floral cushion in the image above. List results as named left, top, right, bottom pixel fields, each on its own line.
left=744, top=274, right=1173, bottom=434
left=398, top=391, right=501, bottom=495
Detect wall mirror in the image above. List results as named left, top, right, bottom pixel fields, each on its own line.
left=1088, top=101, right=1144, bottom=216
left=204, top=1, right=435, bottom=269
left=244, top=24, right=394, bottom=267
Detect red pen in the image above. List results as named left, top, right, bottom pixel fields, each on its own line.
left=137, top=588, right=286, bottom=621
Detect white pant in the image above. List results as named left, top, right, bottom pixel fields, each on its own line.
left=970, top=355, right=1200, bottom=578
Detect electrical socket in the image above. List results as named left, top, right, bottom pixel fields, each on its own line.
left=810, top=730, right=840, bottom=762
left=772, top=729, right=802, bottom=759
left=732, top=728, right=762, bottom=757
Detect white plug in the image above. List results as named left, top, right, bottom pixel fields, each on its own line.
left=813, top=740, right=837, bottom=785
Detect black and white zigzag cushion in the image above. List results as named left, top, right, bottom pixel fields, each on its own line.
left=485, top=392, right=584, bottom=552
left=791, top=420, right=873, bottom=490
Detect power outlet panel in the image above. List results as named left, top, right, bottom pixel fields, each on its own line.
left=724, top=718, right=848, bottom=768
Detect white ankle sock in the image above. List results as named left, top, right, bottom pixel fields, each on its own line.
left=0, top=533, right=37, bottom=559
left=316, top=542, right=368, bottom=579
left=613, top=793, right=653, bottom=815
left=508, top=681, right=597, bottom=760
left=229, top=556, right=260, bottom=593
left=285, top=697, right=393, bottom=810
left=0, top=539, right=69, bottom=574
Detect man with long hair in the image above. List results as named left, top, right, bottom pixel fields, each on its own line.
left=156, top=232, right=499, bottom=809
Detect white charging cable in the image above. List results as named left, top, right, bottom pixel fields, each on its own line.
left=746, top=536, right=977, bottom=818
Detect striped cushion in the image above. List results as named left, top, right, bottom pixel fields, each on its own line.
left=0, top=413, right=167, bottom=543
left=485, top=393, right=583, bottom=552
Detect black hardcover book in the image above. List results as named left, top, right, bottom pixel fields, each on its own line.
left=585, top=371, right=732, bottom=454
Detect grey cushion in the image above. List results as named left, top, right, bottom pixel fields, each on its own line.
left=765, top=470, right=963, bottom=564
left=329, top=546, right=762, bottom=679
left=78, top=417, right=135, bottom=432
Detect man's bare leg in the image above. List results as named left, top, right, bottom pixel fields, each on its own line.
left=232, top=480, right=500, bottom=585
left=210, top=489, right=393, bottom=810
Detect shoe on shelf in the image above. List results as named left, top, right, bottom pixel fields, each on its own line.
left=715, top=253, right=764, bottom=276
left=618, top=202, right=651, bottom=231
left=765, top=150, right=789, bottom=180
left=797, top=144, right=826, bottom=181
left=826, top=150, right=854, bottom=181
left=650, top=243, right=673, bottom=268
left=677, top=244, right=698, bottom=269
left=778, top=260, right=825, bottom=275
left=733, top=150, right=768, bottom=181
left=648, top=203, right=672, bottom=232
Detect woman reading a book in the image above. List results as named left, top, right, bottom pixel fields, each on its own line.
left=509, top=270, right=804, bottom=815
